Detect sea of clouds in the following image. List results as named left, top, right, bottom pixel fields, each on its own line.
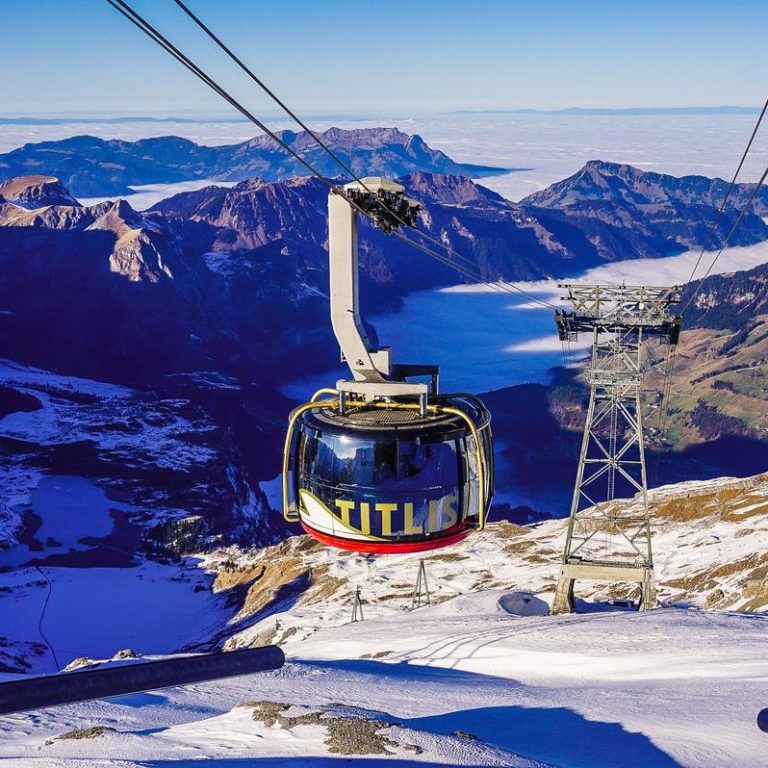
left=4, top=111, right=768, bottom=394
left=3, top=111, right=768, bottom=204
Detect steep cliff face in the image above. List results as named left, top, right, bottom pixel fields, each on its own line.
left=0, top=179, right=180, bottom=283
left=680, top=259, right=768, bottom=330
left=0, top=175, right=80, bottom=208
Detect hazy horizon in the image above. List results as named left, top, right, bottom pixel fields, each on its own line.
left=0, top=105, right=764, bottom=122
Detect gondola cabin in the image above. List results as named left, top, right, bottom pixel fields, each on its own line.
left=284, top=394, right=492, bottom=553
left=282, top=178, right=494, bottom=554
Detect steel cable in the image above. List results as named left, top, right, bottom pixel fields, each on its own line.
left=169, top=0, right=560, bottom=308
left=684, top=95, right=768, bottom=287
left=105, top=0, right=558, bottom=309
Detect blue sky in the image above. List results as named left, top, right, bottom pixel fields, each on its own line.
left=2, top=0, right=767, bottom=115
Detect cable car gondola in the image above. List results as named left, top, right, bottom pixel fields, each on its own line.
left=283, top=178, right=494, bottom=554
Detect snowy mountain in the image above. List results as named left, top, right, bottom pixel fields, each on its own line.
left=2, top=162, right=768, bottom=563
left=1, top=606, right=765, bottom=767
left=204, top=471, right=768, bottom=655
left=1, top=471, right=767, bottom=766
left=0, top=128, right=507, bottom=197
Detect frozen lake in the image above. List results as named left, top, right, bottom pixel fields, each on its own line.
left=0, top=475, right=229, bottom=671
left=0, top=475, right=134, bottom=569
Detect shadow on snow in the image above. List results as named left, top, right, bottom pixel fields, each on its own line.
left=291, top=659, right=683, bottom=768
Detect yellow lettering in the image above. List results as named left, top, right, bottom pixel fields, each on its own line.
left=442, top=495, right=458, bottom=529
left=428, top=499, right=439, bottom=532
left=404, top=502, right=423, bottom=535
left=334, top=499, right=354, bottom=526
left=359, top=502, right=371, bottom=535
left=375, top=503, right=397, bottom=536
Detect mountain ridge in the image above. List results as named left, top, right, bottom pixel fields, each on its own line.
left=0, top=127, right=508, bottom=197
left=1, top=161, right=767, bottom=560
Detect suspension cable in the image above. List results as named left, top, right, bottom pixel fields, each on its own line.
left=169, top=0, right=558, bottom=310
left=105, top=0, right=341, bottom=190
left=680, top=162, right=768, bottom=314
left=388, top=228, right=557, bottom=310
left=684, top=95, right=768, bottom=287
left=109, top=0, right=768, bottom=319
left=171, top=0, right=368, bottom=187
left=105, top=0, right=557, bottom=309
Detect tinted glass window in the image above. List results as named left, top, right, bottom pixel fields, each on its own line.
left=299, top=431, right=465, bottom=539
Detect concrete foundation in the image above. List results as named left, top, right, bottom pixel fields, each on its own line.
left=552, top=562, right=658, bottom=614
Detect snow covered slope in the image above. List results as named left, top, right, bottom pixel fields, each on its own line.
left=206, top=472, right=768, bottom=657
left=0, top=598, right=765, bottom=767
left=1, top=472, right=766, bottom=766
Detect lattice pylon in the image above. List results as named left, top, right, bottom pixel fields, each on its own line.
left=565, top=329, right=653, bottom=565
left=551, top=283, right=681, bottom=614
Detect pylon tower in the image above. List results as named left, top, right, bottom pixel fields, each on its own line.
left=552, top=285, right=681, bottom=614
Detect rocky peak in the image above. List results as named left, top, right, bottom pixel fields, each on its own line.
left=0, top=175, right=80, bottom=209
left=523, top=160, right=768, bottom=215
left=403, top=172, right=508, bottom=206
left=310, top=126, right=410, bottom=149
left=240, top=130, right=297, bottom=151
left=231, top=177, right=270, bottom=194
left=0, top=184, right=177, bottom=284
left=88, top=198, right=144, bottom=233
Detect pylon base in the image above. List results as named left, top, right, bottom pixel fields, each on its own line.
left=552, top=562, right=658, bottom=614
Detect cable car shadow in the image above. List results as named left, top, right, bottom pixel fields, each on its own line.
left=407, top=705, right=684, bottom=768
left=293, top=660, right=682, bottom=768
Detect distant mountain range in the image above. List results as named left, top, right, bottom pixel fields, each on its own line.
left=2, top=107, right=760, bottom=125
left=1, top=135, right=767, bottom=552
left=0, top=127, right=507, bottom=197
left=454, top=106, right=762, bottom=116
left=0, top=115, right=242, bottom=125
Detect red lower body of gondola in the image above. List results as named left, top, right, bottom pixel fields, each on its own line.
left=300, top=521, right=472, bottom=554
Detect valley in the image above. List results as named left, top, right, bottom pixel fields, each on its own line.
left=0, top=115, right=767, bottom=767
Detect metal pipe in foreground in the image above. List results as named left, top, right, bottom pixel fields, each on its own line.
left=0, top=646, right=285, bottom=716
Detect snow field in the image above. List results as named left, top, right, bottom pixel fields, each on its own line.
left=1, top=595, right=766, bottom=767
